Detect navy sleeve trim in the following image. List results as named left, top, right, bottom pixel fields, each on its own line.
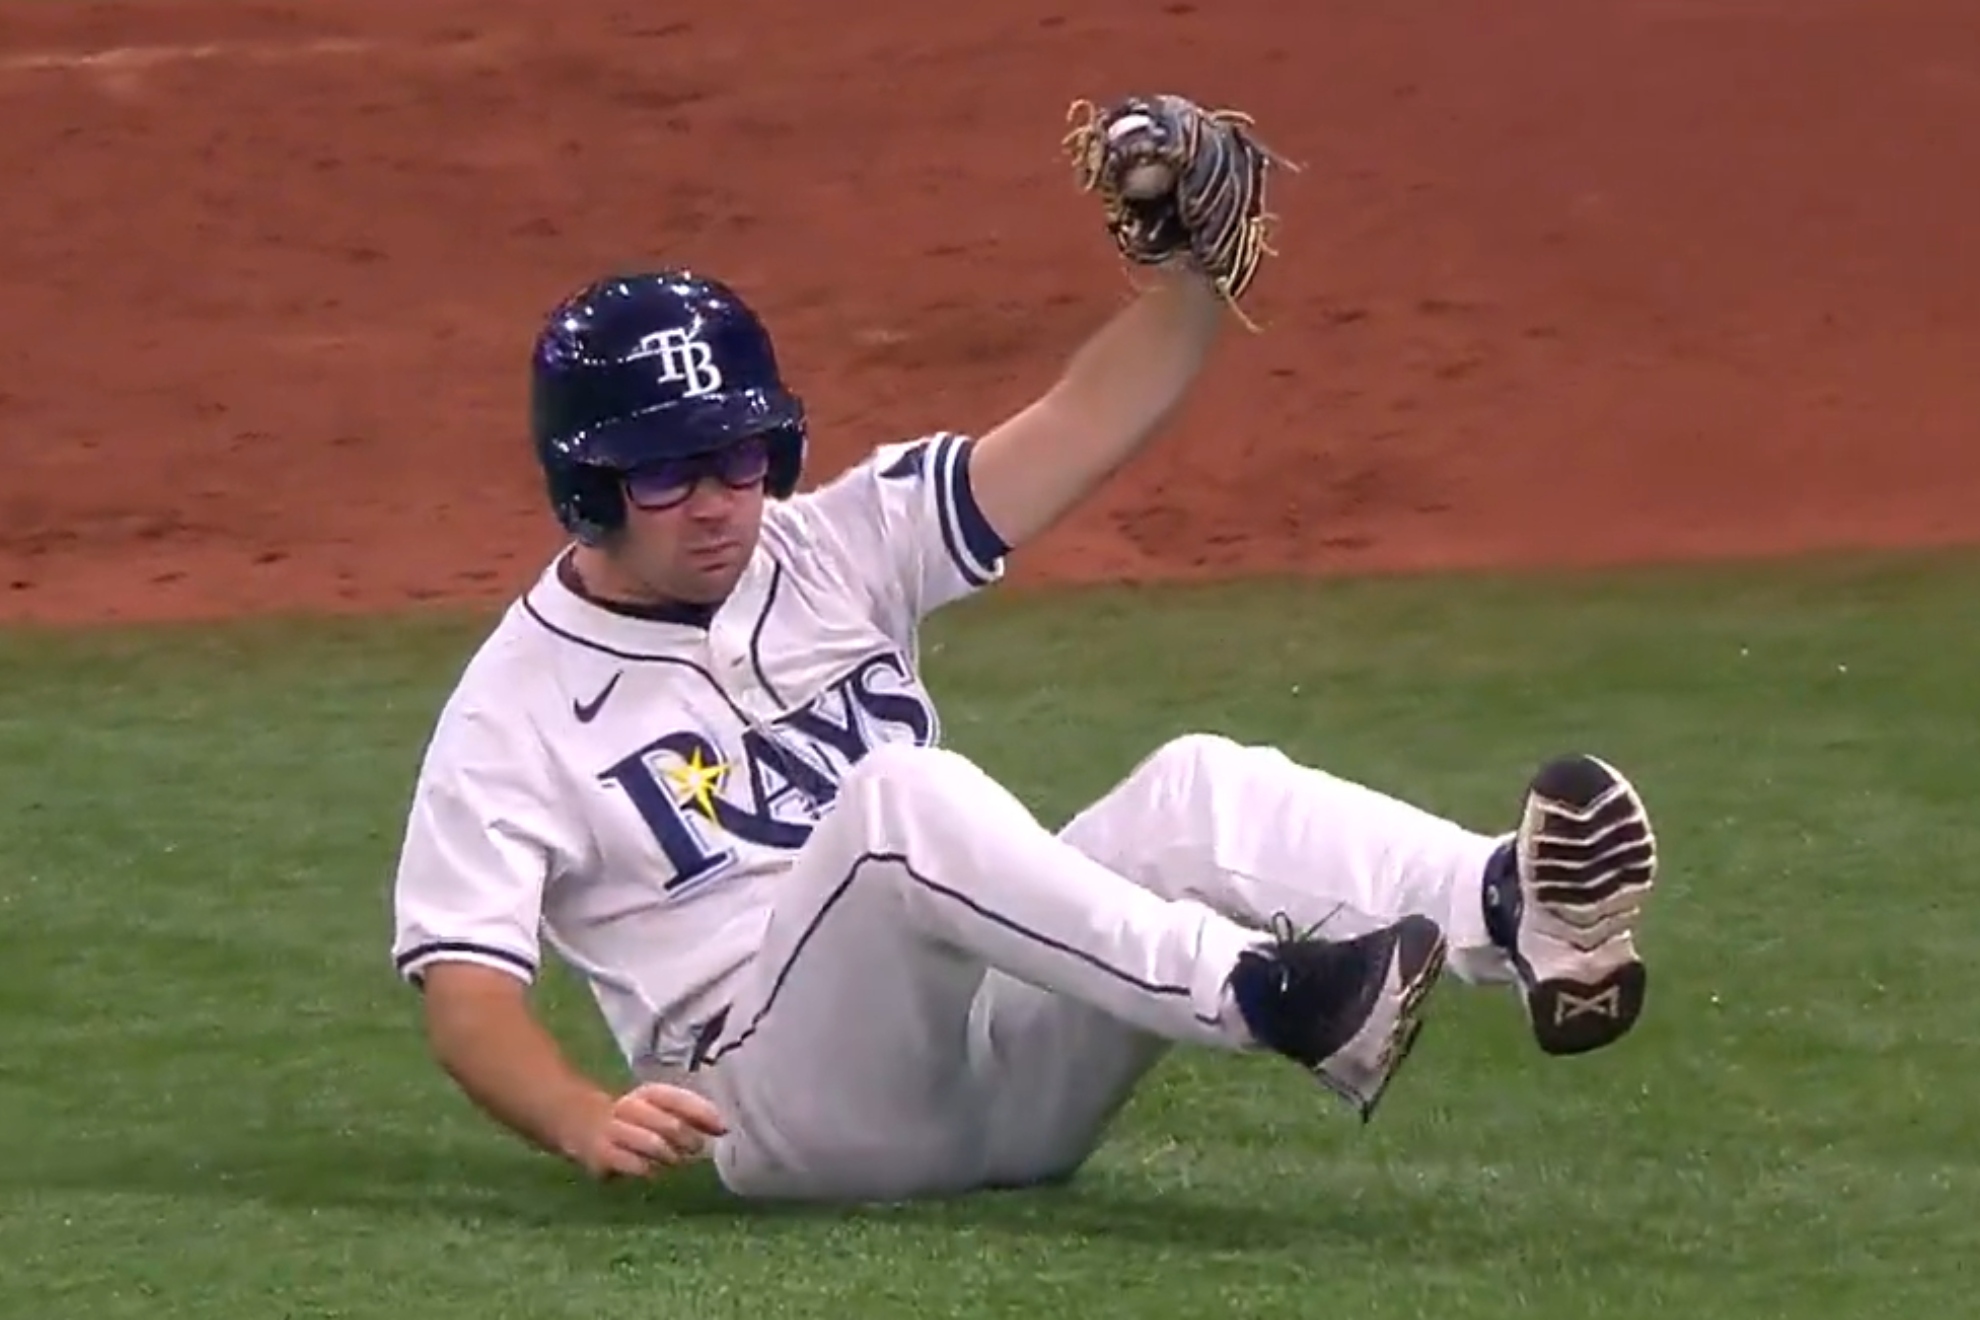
left=932, top=434, right=1009, bottom=586
left=395, top=940, right=537, bottom=984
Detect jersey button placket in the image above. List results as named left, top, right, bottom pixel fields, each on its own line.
left=707, top=625, right=759, bottom=710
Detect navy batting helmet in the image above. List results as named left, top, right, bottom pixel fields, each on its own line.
left=529, top=269, right=807, bottom=543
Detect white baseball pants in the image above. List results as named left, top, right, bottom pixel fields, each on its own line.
left=687, top=733, right=1509, bottom=1202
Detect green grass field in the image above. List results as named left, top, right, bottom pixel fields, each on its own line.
left=4, top=551, right=1978, bottom=1319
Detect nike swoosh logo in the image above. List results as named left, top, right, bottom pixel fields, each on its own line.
left=573, top=672, right=623, bottom=724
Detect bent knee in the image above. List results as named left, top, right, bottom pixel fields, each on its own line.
left=839, top=742, right=994, bottom=815
left=1136, top=732, right=1246, bottom=790
left=1057, top=732, right=1248, bottom=863
left=834, top=742, right=1039, bottom=844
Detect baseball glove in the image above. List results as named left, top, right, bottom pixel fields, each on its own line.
left=1063, top=93, right=1297, bottom=324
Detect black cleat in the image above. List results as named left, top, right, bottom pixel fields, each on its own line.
left=1483, top=754, right=1659, bottom=1056
left=1228, top=914, right=1449, bottom=1121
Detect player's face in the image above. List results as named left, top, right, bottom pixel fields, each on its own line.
left=610, top=436, right=771, bottom=604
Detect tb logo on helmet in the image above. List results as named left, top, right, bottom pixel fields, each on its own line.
left=632, top=327, right=724, bottom=398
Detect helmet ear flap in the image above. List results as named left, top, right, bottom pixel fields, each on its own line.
left=765, top=425, right=806, bottom=499
left=548, top=465, right=626, bottom=545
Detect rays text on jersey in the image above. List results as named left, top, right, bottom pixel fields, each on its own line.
left=597, top=650, right=938, bottom=899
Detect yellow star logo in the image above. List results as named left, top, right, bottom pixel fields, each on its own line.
left=664, top=745, right=728, bottom=819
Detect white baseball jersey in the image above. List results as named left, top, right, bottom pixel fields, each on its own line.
left=389, top=432, right=1010, bottom=1073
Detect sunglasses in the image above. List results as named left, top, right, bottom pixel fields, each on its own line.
left=622, top=434, right=773, bottom=510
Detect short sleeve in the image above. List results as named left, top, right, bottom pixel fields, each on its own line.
left=777, top=432, right=1010, bottom=634
left=390, top=693, right=568, bottom=989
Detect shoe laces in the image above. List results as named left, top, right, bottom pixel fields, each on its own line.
left=1246, top=903, right=1368, bottom=1061
left=1252, top=903, right=1356, bottom=1005
left=1263, top=903, right=1348, bottom=950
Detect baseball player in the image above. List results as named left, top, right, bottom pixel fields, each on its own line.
left=389, top=96, right=1658, bottom=1203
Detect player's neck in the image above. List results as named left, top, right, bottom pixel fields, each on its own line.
left=559, top=546, right=721, bottom=629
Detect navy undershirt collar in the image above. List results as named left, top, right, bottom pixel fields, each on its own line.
left=555, top=549, right=720, bottom=629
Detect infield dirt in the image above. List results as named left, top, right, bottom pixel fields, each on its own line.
left=4, top=0, right=1977, bottom=624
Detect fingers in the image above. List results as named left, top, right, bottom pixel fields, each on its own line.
left=608, top=1114, right=688, bottom=1165
left=613, top=1086, right=728, bottom=1160
left=640, top=1084, right=729, bottom=1137
left=589, top=1115, right=689, bottom=1181
left=580, top=1084, right=731, bottom=1181
left=594, top=1130, right=660, bottom=1180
